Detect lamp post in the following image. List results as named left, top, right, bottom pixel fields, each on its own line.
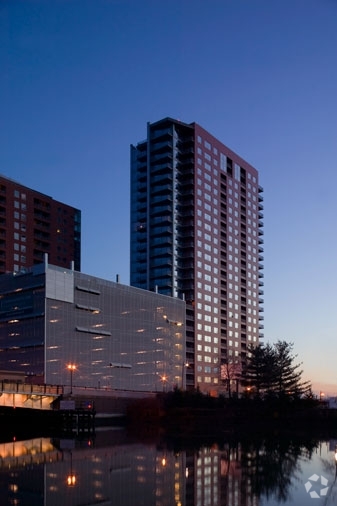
left=181, top=362, right=189, bottom=389
left=67, top=364, right=76, bottom=395
left=161, top=374, right=168, bottom=392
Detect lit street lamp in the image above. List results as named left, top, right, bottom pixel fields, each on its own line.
left=67, top=364, right=76, bottom=394
left=181, top=362, right=189, bottom=389
left=161, top=374, right=168, bottom=392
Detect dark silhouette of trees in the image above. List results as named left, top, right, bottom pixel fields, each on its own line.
left=241, top=340, right=311, bottom=398
left=241, top=342, right=275, bottom=395
left=220, top=359, right=241, bottom=398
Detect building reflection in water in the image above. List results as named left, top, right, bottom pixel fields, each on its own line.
left=0, top=430, right=334, bottom=506
left=185, top=444, right=258, bottom=506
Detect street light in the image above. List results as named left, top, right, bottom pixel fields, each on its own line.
left=67, top=364, right=76, bottom=394
left=181, top=362, right=189, bottom=389
left=161, top=374, right=168, bottom=392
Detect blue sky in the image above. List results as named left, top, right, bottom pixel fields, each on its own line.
left=1, top=0, right=337, bottom=394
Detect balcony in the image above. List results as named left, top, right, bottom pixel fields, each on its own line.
left=151, top=140, right=173, bottom=153
left=178, top=219, right=194, bottom=229
left=150, top=128, right=173, bottom=141
left=151, top=194, right=173, bottom=205
left=179, top=240, right=194, bottom=249
left=152, top=172, right=173, bottom=184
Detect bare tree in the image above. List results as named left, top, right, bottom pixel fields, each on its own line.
left=221, top=359, right=242, bottom=398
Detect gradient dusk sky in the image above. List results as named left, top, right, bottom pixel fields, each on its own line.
left=1, top=0, right=337, bottom=395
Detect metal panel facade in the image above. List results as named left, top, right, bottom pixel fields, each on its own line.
left=0, top=263, right=186, bottom=392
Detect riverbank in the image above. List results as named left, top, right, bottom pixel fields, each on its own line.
left=126, top=390, right=337, bottom=439
left=1, top=389, right=336, bottom=442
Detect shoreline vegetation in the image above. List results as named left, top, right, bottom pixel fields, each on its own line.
left=126, top=388, right=337, bottom=440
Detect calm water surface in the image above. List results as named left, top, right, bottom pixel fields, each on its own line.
left=1, top=427, right=337, bottom=505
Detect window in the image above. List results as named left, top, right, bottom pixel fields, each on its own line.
left=220, top=153, right=227, bottom=171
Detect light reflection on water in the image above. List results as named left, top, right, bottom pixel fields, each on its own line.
left=0, top=429, right=336, bottom=505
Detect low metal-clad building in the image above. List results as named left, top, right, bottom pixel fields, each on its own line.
left=0, top=260, right=186, bottom=392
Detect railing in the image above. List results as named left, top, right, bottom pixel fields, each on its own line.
left=0, top=382, right=64, bottom=396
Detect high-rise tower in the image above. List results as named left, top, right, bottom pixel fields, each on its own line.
left=130, top=118, right=264, bottom=394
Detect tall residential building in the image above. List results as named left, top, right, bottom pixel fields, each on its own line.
left=130, top=118, right=264, bottom=395
left=0, top=175, right=81, bottom=273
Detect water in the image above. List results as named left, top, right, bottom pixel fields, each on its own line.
left=1, top=428, right=337, bottom=505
